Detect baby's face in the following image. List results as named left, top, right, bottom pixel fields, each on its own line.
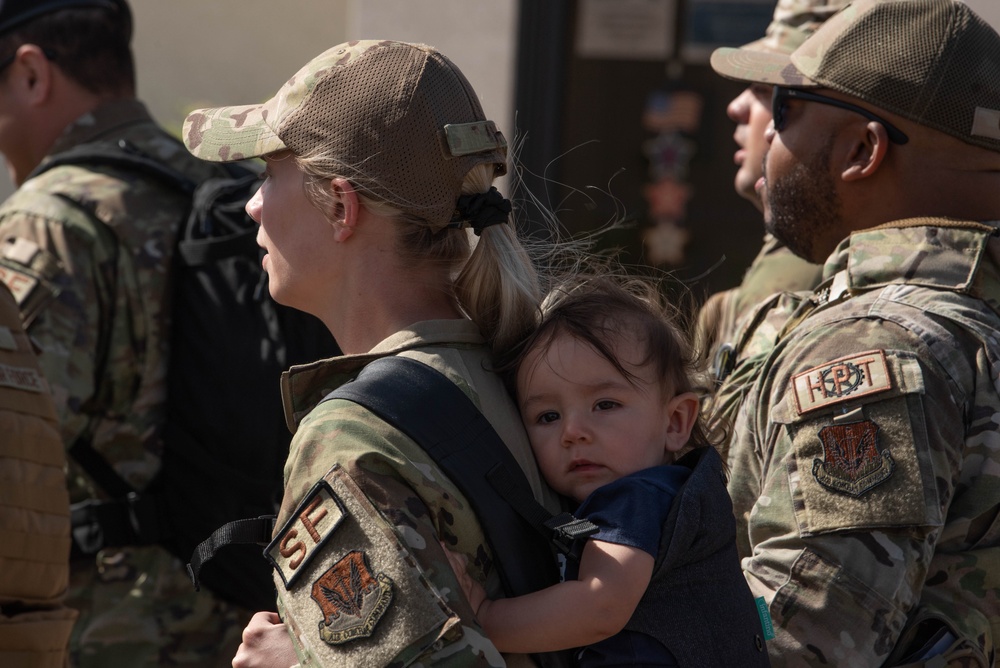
left=516, top=331, right=673, bottom=504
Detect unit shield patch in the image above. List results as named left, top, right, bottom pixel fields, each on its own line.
left=813, top=420, right=894, bottom=497
left=311, top=550, right=394, bottom=646
left=792, top=350, right=892, bottom=415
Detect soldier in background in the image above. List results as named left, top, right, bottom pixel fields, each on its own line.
left=0, top=1, right=246, bottom=665
left=711, top=0, right=1000, bottom=664
left=698, top=0, right=849, bottom=386
left=0, top=281, right=75, bottom=668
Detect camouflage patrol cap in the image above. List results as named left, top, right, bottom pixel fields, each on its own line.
left=0, top=0, right=130, bottom=37
left=741, top=0, right=852, bottom=55
left=711, top=0, right=1000, bottom=153
left=183, top=40, right=508, bottom=230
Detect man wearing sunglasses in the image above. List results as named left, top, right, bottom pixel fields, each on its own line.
left=697, top=1, right=847, bottom=390
left=700, top=2, right=849, bottom=498
left=711, top=0, right=1000, bottom=665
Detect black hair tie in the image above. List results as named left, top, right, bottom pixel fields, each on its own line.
left=449, top=186, right=511, bottom=236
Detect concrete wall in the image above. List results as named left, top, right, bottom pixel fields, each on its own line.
left=132, top=0, right=352, bottom=137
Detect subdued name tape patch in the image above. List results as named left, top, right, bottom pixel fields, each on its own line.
left=267, top=480, right=347, bottom=589
left=0, top=362, right=44, bottom=393
left=792, top=350, right=891, bottom=415
left=0, top=264, right=38, bottom=305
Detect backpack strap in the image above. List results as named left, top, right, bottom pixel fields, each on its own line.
left=328, top=355, right=584, bottom=598
left=29, top=139, right=197, bottom=195
left=29, top=141, right=195, bottom=557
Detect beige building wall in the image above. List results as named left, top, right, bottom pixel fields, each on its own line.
left=132, top=0, right=518, bottom=140
left=0, top=0, right=519, bottom=196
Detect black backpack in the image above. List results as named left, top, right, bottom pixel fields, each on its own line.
left=36, top=140, right=341, bottom=611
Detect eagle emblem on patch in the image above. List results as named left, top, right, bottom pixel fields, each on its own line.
left=312, top=550, right=394, bottom=645
left=813, top=420, right=894, bottom=497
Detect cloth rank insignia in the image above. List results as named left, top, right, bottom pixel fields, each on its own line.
left=0, top=263, right=39, bottom=306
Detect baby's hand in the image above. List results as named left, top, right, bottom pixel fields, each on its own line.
left=440, top=542, right=489, bottom=615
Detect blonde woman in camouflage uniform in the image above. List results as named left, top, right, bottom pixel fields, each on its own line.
left=711, top=0, right=1000, bottom=664
left=184, top=41, right=562, bottom=667
left=0, top=1, right=249, bottom=665
left=0, top=282, right=75, bottom=667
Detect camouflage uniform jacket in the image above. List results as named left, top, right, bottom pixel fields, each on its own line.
left=272, top=318, right=561, bottom=667
left=0, top=283, right=76, bottom=668
left=0, top=100, right=246, bottom=667
left=699, top=233, right=822, bottom=386
left=728, top=218, right=1000, bottom=666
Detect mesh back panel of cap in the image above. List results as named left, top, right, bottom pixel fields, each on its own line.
left=810, top=0, right=1000, bottom=152
left=278, top=42, right=503, bottom=227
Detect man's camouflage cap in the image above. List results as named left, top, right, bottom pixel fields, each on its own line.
left=183, top=40, right=508, bottom=230
left=0, top=0, right=130, bottom=37
left=711, top=0, right=1000, bottom=153
left=741, top=0, right=852, bottom=55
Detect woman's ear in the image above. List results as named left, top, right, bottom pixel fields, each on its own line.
left=663, top=391, right=700, bottom=454
left=329, top=177, right=359, bottom=243
left=841, top=121, right=889, bottom=183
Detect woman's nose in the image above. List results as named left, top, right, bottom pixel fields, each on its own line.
left=245, top=186, right=264, bottom=223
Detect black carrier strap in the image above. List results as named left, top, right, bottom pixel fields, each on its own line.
left=327, top=356, right=565, bottom=598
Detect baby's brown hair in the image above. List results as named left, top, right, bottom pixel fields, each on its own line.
left=499, top=275, right=714, bottom=451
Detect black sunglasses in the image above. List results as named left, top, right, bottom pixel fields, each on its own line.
left=0, top=47, right=57, bottom=73
left=771, top=85, right=909, bottom=145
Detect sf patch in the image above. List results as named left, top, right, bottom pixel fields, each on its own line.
left=267, top=480, right=347, bottom=588
left=792, top=350, right=892, bottom=415
left=312, top=550, right=394, bottom=646
left=813, top=420, right=894, bottom=497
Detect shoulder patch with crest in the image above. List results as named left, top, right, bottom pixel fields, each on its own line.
left=311, top=550, right=394, bottom=646
left=792, top=350, right=892, bottom=415
left=267, top=480, right=347, bottom=588
left=813, top=420, right=894, bottom=497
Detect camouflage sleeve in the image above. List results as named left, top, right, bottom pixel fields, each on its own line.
left=741, top=317, right=967, bottom=666
left=269, top=399, right=513, bottom=668
left=0, top=203, right=115, bottom=448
